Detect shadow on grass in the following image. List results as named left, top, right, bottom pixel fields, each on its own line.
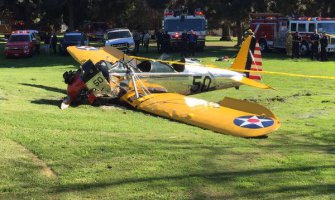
left=53, top=165, right=335, bottom=198
left=0, top=44, right=77, bottom=68
left=31, top=99, right=62, bottom=108
left=21, top=83, right=67, bottom=94
left=0, top=54, right=77, bottom=68
left=49, top=130, right=335, bottom=197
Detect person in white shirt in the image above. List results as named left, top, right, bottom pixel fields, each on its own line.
left=143, top=32, right=151, bottom=53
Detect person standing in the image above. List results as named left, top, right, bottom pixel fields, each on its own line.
left=133, top=31, right=141, bottom=55
left=50, top=32, right=58, bottom=54
left=141, top=31, right=145, bottom=46
left=286, top=31, right=293, bottom=57
left=156, top=30, right=163, bottom=53
left=180, top=30, right=188, bottom=58
left=292, top=32, right=301, bottom=59
left=188, top=30, right=197, bottom=57
left=44, top=32, right=51, bottom=54
left=310, top=30, right=320, bottom=60
left=320, top=32, right=328, bottom=62
left=161, top=31, right=170, bottom=53
left=143, top=31, right=151, bottom=53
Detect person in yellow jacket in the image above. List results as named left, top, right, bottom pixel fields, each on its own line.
left=286, top=31, right=293, bottom=57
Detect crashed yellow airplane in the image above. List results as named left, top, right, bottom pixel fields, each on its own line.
left=61, top=35, right=280, bottom=138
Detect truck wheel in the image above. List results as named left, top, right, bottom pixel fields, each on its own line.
left=300, top=41, right=309, bottom=56
left=259, top=40, right=268, bottom=53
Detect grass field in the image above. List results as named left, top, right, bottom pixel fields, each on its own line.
left=0, top=37, right=334, bottom=199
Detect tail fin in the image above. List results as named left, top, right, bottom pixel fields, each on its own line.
left=230, top=35, right=262, bottom=81
left=230, top=36, right=253, bottom=70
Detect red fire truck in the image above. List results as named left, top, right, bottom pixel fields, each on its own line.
left=250, top=13, right=335, bottom=55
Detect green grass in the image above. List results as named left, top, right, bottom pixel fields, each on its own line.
left=0, top=41, right=335, bottom=199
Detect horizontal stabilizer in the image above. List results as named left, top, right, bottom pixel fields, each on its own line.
left=231, top=76, right=272, bottom=89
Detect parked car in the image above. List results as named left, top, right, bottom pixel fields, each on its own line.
left=104, top=28, right=135, bottom=53
left=4, top=30, right=40, bottom=58
left=59, top=31, right=89, bottom=54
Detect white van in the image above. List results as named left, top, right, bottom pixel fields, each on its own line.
left=104, top=28, right=135, bottom=53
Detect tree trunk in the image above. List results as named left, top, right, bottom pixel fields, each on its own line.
left=68, top=0, right=74, bottom=31
left=236, top=20, right=243, bottom=46
left=24, top=0, right=31, bottom=28
left=220, top=21, right=232, bottom=41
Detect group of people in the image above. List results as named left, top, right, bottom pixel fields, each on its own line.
left=180, top=30, right=198, bottom=57
left=286, top=30, right=328, bottom=61
left=156, top=30, right=172, bottom=54
left=156, top=29, right=198, bottom=57
left=132, top=31, right=151, bottom=54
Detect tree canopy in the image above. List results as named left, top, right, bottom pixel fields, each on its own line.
left=1, top=0, right=334, bottom=42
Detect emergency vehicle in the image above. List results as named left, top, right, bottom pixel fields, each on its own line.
left=162, top=8, right=207, bottom=50
left=250, top=13, right=335, bottom=55
left=4, top=30, right=41, bottom=58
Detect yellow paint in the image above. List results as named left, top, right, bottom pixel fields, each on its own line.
left=67, top=46, right=125, bottom=65
left=235, top=77, right=272, bottom=89
left=230, top=36, right=252, bottom=70
left=121, top=91, right=280, bottom=137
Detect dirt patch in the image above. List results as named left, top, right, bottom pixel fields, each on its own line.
left=292, top=91, right=313, bottom=97
left=31, top=154, right=57, bottom=179
left=13, top=141, right=57, bottom=179
left=100, top=104, right=127, bottom=111
left=245, top=91, right=315, bottom=104
left=0, top=90, right=7, bottom=101
left=244, top=96, right=287, bottom=103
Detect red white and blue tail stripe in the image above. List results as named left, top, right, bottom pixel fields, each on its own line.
left=249, top=42, right=262, bottom=81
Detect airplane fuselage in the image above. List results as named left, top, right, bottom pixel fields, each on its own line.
left=111, top=64, right=244, bottom=95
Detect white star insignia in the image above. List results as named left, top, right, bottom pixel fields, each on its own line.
left=236, top=116, right=273, bottom=128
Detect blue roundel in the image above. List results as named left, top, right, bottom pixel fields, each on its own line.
left=234, top=115, right=274, bottom=129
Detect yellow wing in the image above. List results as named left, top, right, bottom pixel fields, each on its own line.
left=67, top=46, right=125, bottom=65
left=121, top=92, right=280, bottom=138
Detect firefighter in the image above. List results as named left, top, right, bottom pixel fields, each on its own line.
left=310, top=30, right=320, bottom=60
left=292, top=31, right=301, bottom=59
left=320, top=32, right=328, bottom=62
left=286, top=31, right=293, bottom=57
left=188, top=30, right=198, bottom=56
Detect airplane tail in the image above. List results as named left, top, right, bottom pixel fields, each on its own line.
left=230, top=35, right=263, bottom=81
